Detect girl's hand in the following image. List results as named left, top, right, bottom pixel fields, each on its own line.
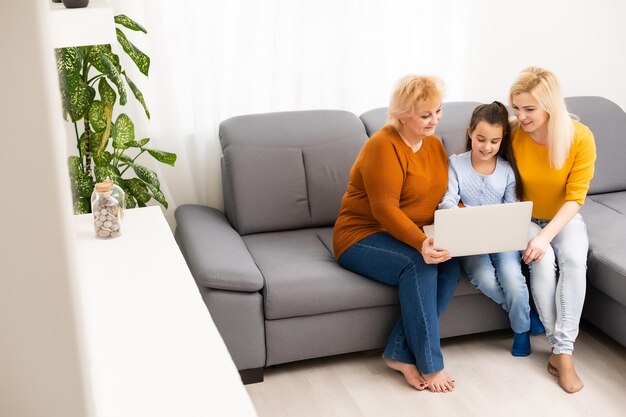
left=523, top=234, right=551, bottom=264
left=422, top=238, right=451, bottom=264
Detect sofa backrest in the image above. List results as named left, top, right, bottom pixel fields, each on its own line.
left=564, top=96, right=626, bottom=195
left=219, top=110, right=368, bottom=235
left=360, top=102, right=481, bottom=157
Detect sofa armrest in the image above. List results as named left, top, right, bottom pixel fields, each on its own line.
left=175, top=204, right=263, bottom=292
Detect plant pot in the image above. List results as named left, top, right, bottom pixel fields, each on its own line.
left=62, top=0, right=89, bottom=8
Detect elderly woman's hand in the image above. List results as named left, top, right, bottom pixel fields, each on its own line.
left=421, top=237, right=452, bottom=264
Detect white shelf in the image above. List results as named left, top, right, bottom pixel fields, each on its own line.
left=49, top=0, right=116, bottom=48
left=72, top=207, right=258, bottom=416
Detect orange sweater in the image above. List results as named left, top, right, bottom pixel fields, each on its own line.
left=333, top=125, right=448, bottom=259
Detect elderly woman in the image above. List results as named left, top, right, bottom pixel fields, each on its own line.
left=333, top=75, right=460, bottom=393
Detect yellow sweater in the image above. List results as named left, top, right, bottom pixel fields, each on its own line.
left=512, top=120, right=596, bottom=220
left=333, top=125, right=448, bottom=259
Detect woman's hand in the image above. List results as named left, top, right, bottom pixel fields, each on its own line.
left=522, top=234, right=551, bottom=264
left=422, top=237, right=451, bottom=264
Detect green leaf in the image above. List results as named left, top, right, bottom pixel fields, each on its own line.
left=123, top=72, right=150, bottom=119
left=127, top=178, right=151, bottom=204
left=87, top=45, right=120, bottom=74
left=147, top=149, right=177, bottom=167
left=68, top=80, right=95, bottom=122
left=132, top=164, right=160, bottom=189
left=114, top=15, right=147, bottom=33
left=99, top=52, right=127, bottom=105
left=56, top=47, right=82, bottom=92
left=112, top=114, right=135, bottom=149
left=128, top=138, right=150, bottom=148
left=145, top=183, right=168, bottom=209
left=68, top=156, right=82, bottom=176
left=88, top=100, right=107, bottom=132
left=93, top=151, right=113, bottom=167
left=98, top=78, right=117, bottom=108
left=117, top=154, right=134, bottom=165
left=116, top=28, right=150, bottom=76
left=75, top=174, right=94, bottom=199
left=94, top=165, right=121, bottom=183
left=124, top=192, right=137, bottom=209
left=74, top=198, right=91, bottom=215
left=88, top=130, right=102, bottom=155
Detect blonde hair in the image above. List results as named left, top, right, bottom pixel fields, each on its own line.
left=509, top=67, right=573, bottom=169
left=388, top=75, right=445, bottom=130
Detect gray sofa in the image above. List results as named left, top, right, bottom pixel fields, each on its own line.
left=175, top=96, right=626, bottom=384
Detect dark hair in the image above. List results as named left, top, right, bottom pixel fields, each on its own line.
left=465, top=101, right=523, bottom=200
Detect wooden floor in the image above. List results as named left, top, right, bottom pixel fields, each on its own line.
left=246, top=322, right=626, bottom=417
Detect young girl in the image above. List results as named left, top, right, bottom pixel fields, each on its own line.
left=438, top=101, right=533, bottom=356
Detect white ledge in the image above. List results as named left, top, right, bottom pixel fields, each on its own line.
left=48, top=0, right=115, bottom=48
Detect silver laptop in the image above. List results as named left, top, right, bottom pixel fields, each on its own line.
left=423, top=201, right=533, bottom=257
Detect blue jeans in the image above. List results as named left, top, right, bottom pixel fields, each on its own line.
left=338, top=232, right=460, bottom=374
left=460, top=251, right=530, bottom=333
left=528, top=214, right=588, bottom=355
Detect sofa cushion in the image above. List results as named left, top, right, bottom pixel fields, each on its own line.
left=587, top=192, right=626, bottom=215
left=580, top=198, right=626, bottom=307
left=565, top=96, right=626, bottom=195
left=243, top=227, right=482, bottom=320
left=219, top=110, right=368, bottom=235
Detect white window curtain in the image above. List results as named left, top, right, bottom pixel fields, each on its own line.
left=105, top=0, right=471, bottom=227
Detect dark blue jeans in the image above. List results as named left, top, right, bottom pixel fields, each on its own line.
left=339, top=232, right=460, bottom=374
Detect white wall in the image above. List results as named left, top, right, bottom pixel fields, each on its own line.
left=459, top=0, right=626, bottom=109
left=0, top=1, right=89, bottom=416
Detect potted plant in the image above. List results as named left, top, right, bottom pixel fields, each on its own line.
left=55, top=14, right=176, bottom=214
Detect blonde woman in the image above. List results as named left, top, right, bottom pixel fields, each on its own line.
left=509, top=67, right=596, bottom=393
left=334, top=75, right=460, bottom=393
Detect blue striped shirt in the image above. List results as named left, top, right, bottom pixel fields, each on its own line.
left=438, top=151, right=518, bottom=209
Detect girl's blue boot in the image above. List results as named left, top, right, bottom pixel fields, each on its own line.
left=512, top=331, right=531, bottom=357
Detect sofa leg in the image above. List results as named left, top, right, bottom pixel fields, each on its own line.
left=239, top=367, right=264, bottom=385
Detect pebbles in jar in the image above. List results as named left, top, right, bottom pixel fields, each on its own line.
left=91, top=182, right=122, bottom=239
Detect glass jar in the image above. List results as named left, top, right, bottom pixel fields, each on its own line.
left=91, top=179, right=125, bottom=217
left=91, top=181, right=122, bottom=239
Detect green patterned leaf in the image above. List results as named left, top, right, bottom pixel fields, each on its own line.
left=87, top=45, right=120, bottom=74
left=75, top=174, right=94, bottom=199
left=94, top=165, right=121, bottom=183
left=147, top=148, right=177, bottom=166
left=112, top=114, right=135, bottom=149
left=68, top=156, right=82, bottom=176
left=56, top=47, right=81, bottom=92
left=99, top=52, right=127, bottom=105
left=132, top=164, right=160, bottom=189
left=93, top=151, right=113, bottom=167
left=88, top=130, right=102, bottom=155
left=123, top=72, right=150, bottom=119
left=116, top=28, right=150, bottom=76
left=98, top=78, right=117, bottom=107
left=74, top=197, right=91, bottom=215
left=68, top=80, right=95, bottom=122
left=145, top=182, right=168, bottom=209
left=88, top=100, right=107, bottom=132
left=128, top=138, right=150, bottom=148
left=124, top=192, right=137, bottom=209
left=114, top=15, right=147, bottom=33
left=127, top=178, right=151, bottom=204
left=117, top=154, right=134, bottom=165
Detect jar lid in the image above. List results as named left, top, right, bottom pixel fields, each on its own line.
left=95, top=181, right=113, bottom=192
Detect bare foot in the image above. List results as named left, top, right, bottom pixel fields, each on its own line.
left=548, top=353, right=583, bottom=393
left=383, top=358, right=428, bottom=390
left=423, top=370, right=455, bottom=393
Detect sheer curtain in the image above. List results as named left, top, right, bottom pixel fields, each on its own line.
left=106, top=0, right=471, bottom=227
